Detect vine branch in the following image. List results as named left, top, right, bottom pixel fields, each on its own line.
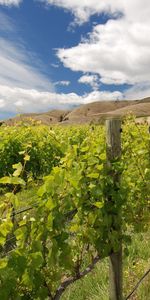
left=53, top=255, right=100, bottom=300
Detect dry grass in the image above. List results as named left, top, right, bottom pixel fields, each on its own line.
left=2, top=97, right=150, bottom=126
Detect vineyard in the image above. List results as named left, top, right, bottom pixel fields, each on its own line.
left=0, top=117, right=150, bottom=299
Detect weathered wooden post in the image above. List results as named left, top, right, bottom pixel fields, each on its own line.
left=106, top=118, right=122, bottom=300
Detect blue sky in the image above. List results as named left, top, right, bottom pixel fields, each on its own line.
left=0, top=0, right=150, bottom=119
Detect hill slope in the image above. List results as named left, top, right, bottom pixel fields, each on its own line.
left=3, top=110, right=69, bottom=126
left=2, top=97, right=150, bottom=125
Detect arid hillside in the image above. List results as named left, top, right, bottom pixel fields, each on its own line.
left=2, top=97, right=150, bottom=125
left=3, top=110, right=69, bottom=126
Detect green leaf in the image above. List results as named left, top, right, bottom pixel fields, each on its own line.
left=0, top=177, right=12, bottom=184
left=13, top=162, right=23, bottom=177
left=99, top=153, right=106, bottom=161
left=15, top=227, right=27, bottom=240
left=47, top=213, right=53, bottom=228
left=8, top=254, right=27, bottom=276
left=19, top=150, right=26, bottom=155
left=96, top=164, right=103, bottom=171
left=89, top=183, right=96, bottom=189
left=0, top=220, right=13, bottom=237
left=0, top=176, right=25, bottom=185
left=5, top=193, right=19, bottom=207
left=93, top=202, right=104, bottom=209
left=11, top=177, right=26, bottom=185
left=0, top=235, right=6, bottom=246
left=24, top=154, right=30, bottom=161
left=0, top=258, right=8, bottom=269
left=87, top=173, right=99, bottom=179
left=46, top=197, right=56, bottom=210
left=70, top=224, right=79, bottom=232
left=22, top=270, right=33, bottom=288
left=30, top=252, right=43, bottom=268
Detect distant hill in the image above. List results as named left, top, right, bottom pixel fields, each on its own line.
left=94, top=102, right=150, bottom=118
left=64, top=100, right=138, bottom=124
left=3, top=110, right=69, bottom=126
left=2, top=97, right=150, bottom=126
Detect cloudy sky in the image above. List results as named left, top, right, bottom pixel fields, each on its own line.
left=0, top=0, right=150, bottom=119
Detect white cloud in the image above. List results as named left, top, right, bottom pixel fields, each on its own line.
left=51, top=63, right=59, bottom=68
left=81, top=90, right=123, bottom=103
left=0, top=11, right=54, bottom=92
left=43, top=0, right=150, bottom=25
left=78, top=74, right=100, bottom=90
left=0, top=0, right=21, bottom=5
left=1, top=0, right=150, bottom=117
left=43, top=0, right=121, bottom=24
left=124, top=83, right=150, bottom=100
left=0, top=11, right=58, bottom=117
left=0, top=38, right=54, bottom=91
left=54, top=80, right=70, bottom=86
left=0, top=11, right=15, bottom=31
left=0, top=85, right=123, bottom=115
left=55, top=0, right=150, bottom=93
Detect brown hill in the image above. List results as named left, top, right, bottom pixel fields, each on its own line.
left=64, top=98, right=150, bottom=124
left=4, top=110, right=69, bottom=126
left=64, top=100, right=138, bottom=124
left=138, top=97, right=150, bottom=103
left=93, top=102, right=150, bottom=120
left=2, top=97, right=150, bottom=126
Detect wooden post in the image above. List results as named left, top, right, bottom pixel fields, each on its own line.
left=106, top=119, right=123, bottom=300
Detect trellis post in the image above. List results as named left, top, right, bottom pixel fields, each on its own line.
left=106, top=118, right=123, bottom=300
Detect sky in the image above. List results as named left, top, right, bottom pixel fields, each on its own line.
left=0, top=0, right=150, bottom=119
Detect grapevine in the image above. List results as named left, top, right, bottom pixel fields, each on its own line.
left=0, top=118, right=149, bottom=299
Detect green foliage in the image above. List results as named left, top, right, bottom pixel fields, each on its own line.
left=0, top=119, right=149, bottom=299
left=62, top=227, right=150, bottom=300
left=0, top=125, right=64, bottom=179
